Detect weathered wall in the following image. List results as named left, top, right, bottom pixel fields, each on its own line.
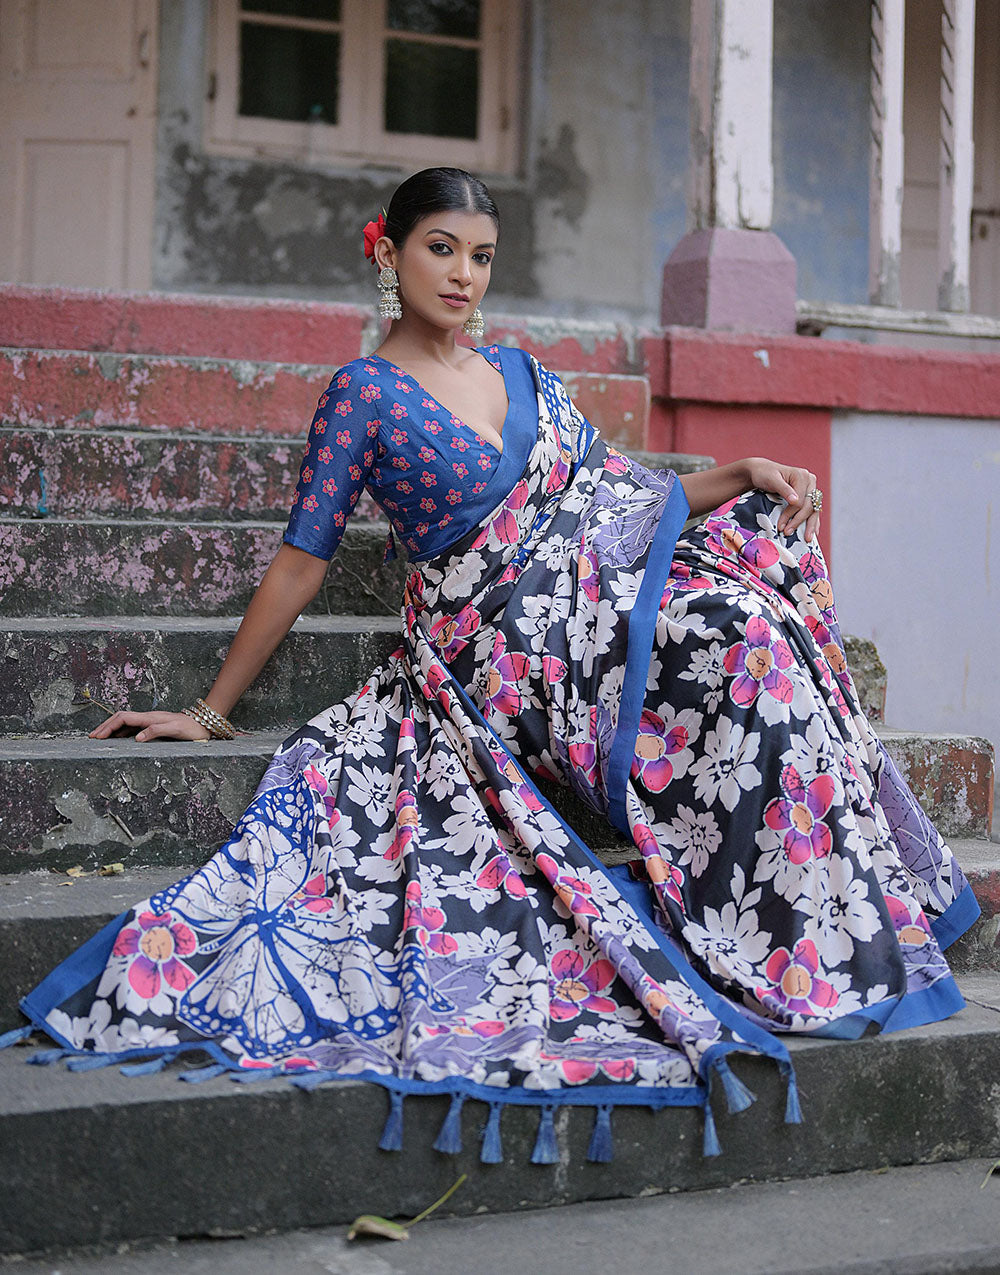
left=831, top=411, right=999, bottom=759
left=153, top=0, right=872, bottom=317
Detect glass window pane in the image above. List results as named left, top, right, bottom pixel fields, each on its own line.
left=384, top=39, right=478, bottom=137
left=241, top=1, right=340, bottom=19
left=239, top=23, right=340, bottom=122
left=387, top=0, right=479, bottom=40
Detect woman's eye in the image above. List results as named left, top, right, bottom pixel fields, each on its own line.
left=473, top=253, right=493, bottom=266
left=429, top=241, right=451, bottom=255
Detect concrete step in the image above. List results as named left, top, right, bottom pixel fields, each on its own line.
left=7, top=1159, right=1000, bottom=1274
left=0, top=724, right=992, bottom=874
left=1, top=347, right=658, bottom=448
left=2, top=840, right=994, bottom=1037
left=0, top=426, right=712, bottom=523
left=1, top=619, right=888, bottom=737
left=0, top=425, right=377, bottom=522
left=0, top=972, right=997, bottom=1255
left=0, top=615, right=403, bottom=735
left=0, top=518, right=403, bottom=617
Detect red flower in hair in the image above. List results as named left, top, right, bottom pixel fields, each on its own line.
left=363, top=212, right=386, bottom=264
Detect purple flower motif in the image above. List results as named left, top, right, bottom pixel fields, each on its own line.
left=757, top=939, right=839, bottom=1015
left=724, top=615, right=795, bottom=707
left=705, top=515, right=779, bottom=570
left=548, top=949, right=617, bottom=1022
left=483, top=632, right=530, bottom=715
left=112, top=911, right=197, bottom=1000
left=764, top=765, right=836, bottom=864
left=630, top=710, right=689, bottom=792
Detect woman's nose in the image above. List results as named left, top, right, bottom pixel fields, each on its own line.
left=450, top=257, right=473, bottom=286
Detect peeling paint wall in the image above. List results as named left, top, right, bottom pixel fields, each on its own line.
left=153, top=1, right=871, bottom=318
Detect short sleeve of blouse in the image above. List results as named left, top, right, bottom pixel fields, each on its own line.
left=283, top=367, right=378, bottom=561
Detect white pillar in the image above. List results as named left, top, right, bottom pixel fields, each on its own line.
left=689, top=0, right=774, bottom=231
left=938, top=0, right=976, bottom=311
left=869, top=0, right=905, bottom=306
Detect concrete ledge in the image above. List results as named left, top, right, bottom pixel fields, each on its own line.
left=881, top=730, right=995, bottom=840
left=0, top=520, right=404, bottom=617
left=0, top=615, right=403, bottom=734
left=1, top=976, right=997, bottom=1254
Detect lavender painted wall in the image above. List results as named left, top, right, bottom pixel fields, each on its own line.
left=831, top=412, right=1000, bottom=759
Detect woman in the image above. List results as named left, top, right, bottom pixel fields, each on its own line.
left=11, top=168, right=978, bottom=1164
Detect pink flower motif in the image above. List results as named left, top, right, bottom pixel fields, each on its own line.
left=301, top=466, right=313, bottom=484
left=333, top=511, right=345, bottom=526
left=478, top=454, right=492, bottom=470
left=724, top=615, right=795, bottom=707
left=367, top=420, right=379, bottom=438
left=384, top=791, right=419, bottom=861
left=424, top=419, right=443, bottom=434
left=335, top=374, right=350, bottom=390
left=551, top=1056, right=636, bottom=1084
left=548, top=949, right=617, bottom=1021
left=604, top=449, right=628, bottom=475
left=390, top=403, right=407, bottom=420
left=490, top=479, right=529, bottom=544
left=446, top=489, right=462, bottom=505
left=536, top=853, right=600, bottom=919
left=390, top=427, right=407, bottom=445
left=334, top=400, right=353, bottom=417
left=418, top=446, right=435, bottom=462
left=472, top=480, right=487, bottom=494
left=577, top=548, right=600, bottom=603
left=322, top=478, right=337, bottom=496
left=313, top=417, right=327, bottom=433
left=289, top=873, right=334, bottom=913
left=484, top=632, right=531, bottom=715
left=477, top=851, right=528, bottom=898
left=302, top=495, right=318, bottom=512
left=317, top=446, right=333, bottom=465
left=421, top=398, right=437, bottom=410
left=546, top=447, right=571, bottom=495
left=450, top=436, right=470, bottom=451
left=359, top=383, right=381, bottom=403
left=757, top=939, right=839, bottom=1015
left=542, top=655, right=567, bottom=684
left=420, top=471, right=436, bottom=487
left=429, top=603, right=482, bottom=661
left=419, top=497, right=436, bottom=512
left=404, top=880, right=457, bottom=955
left=348, top=464, right=362, bottom=481
left=630, top=710, right=689, bottom=792
left=112, top=911, right=197, bottom=1000
left=391, top=456, right=411, bottom=470
left=364, top=363, right=379, bottom=376
left=395, top=379, right=412, bottom=394
left=335, top=429, right=352, bottom=448
left=630, top=825, right=685, bottom=907
left=705, top=515, right=779, bottom=570
left=763, top=765, right=836, bottom=864
left=885, top=895, right=933, bottom=946
left=363, top=449, right=373, bottom=467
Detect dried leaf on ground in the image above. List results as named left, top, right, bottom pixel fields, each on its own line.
left=347, top=1216, right=409, bottom=1242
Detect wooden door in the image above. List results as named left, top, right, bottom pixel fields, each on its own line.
left=0, top=0, right=158, bottom=290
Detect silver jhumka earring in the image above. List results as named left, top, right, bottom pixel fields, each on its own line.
left=378, top=266, right=402, bottom=321
left=462, top=307, right=485, bottom=339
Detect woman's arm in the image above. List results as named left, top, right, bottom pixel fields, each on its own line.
left=679, top=457, right=820, bottom=540
left=89, top=544, right=330, bottom=741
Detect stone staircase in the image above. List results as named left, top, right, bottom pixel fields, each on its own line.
left=0, top=288, right=997, bottom=1257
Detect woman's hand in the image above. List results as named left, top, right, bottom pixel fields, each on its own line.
left=89, top=710, right=211, bottom=743
left=743, top=458, right=821, bottom=541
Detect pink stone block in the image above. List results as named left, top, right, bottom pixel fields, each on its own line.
left=661, top=228, right=797, bottom=334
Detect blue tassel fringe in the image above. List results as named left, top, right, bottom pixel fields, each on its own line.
left=179, top=1062, right=229, bottom=1084
left=66, top=1053, right=117, bottom=1072
left=0, top=1026, right=31, bottom=1050
left=120, top=1056, right=168, bottom=1077
left=702, top=1099, right=722, bottom=1157
left=784, top=1070, right=803, bottom=1124
left=379, top=1090, right=404, bottom=1151
left=481, top=1102, right=503, bottom=1164
left=433, top=1093, right=465, bottom=1155
left=716, top=1059, right=756, bottom=1114
left=586, top=1104, right=614, bottom=1163
left=530, top=1105, right=560, bottom=1165
left=27, top=1048, right=67, bottom=1066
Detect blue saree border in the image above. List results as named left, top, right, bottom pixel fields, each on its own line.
left=930, top=881, right=980, bottom=950
left=607, top=478, right=691, bottom=837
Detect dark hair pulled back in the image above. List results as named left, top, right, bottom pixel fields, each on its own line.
left=383, top=167, right=499, bottom=249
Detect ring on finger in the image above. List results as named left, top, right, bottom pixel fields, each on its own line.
left=808, top=487, right=823, bottom=512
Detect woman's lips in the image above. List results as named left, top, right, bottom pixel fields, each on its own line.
left=440, top=294, right=469, bottom=308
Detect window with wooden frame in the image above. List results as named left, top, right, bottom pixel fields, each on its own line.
left=208, top=0, right=521, bottom=173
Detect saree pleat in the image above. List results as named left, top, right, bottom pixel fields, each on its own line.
left=19, top=357, right=976, bottom=1151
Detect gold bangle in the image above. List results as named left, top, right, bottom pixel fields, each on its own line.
left=182, top=698, right=236, bottom=740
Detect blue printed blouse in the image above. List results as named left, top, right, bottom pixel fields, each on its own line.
left=284, top=344, right=538, bottom=562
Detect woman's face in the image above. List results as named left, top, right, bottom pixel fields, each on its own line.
left=388, top=210, right=497, bottom=331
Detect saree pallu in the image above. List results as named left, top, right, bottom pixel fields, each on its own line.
left=17, top=358, right=978, bottom=1162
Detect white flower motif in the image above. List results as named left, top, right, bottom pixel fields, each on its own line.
left=794, top=854, right=883, bottom=964
left=689, top=720, right=762, bottom=812
left=658, top=804, right=722, bottom=878
left=678, top=641, right=728, bottom=715
left=683, top=894, right=772, bottom=984
left=344, top=763, right=393, bottom=821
